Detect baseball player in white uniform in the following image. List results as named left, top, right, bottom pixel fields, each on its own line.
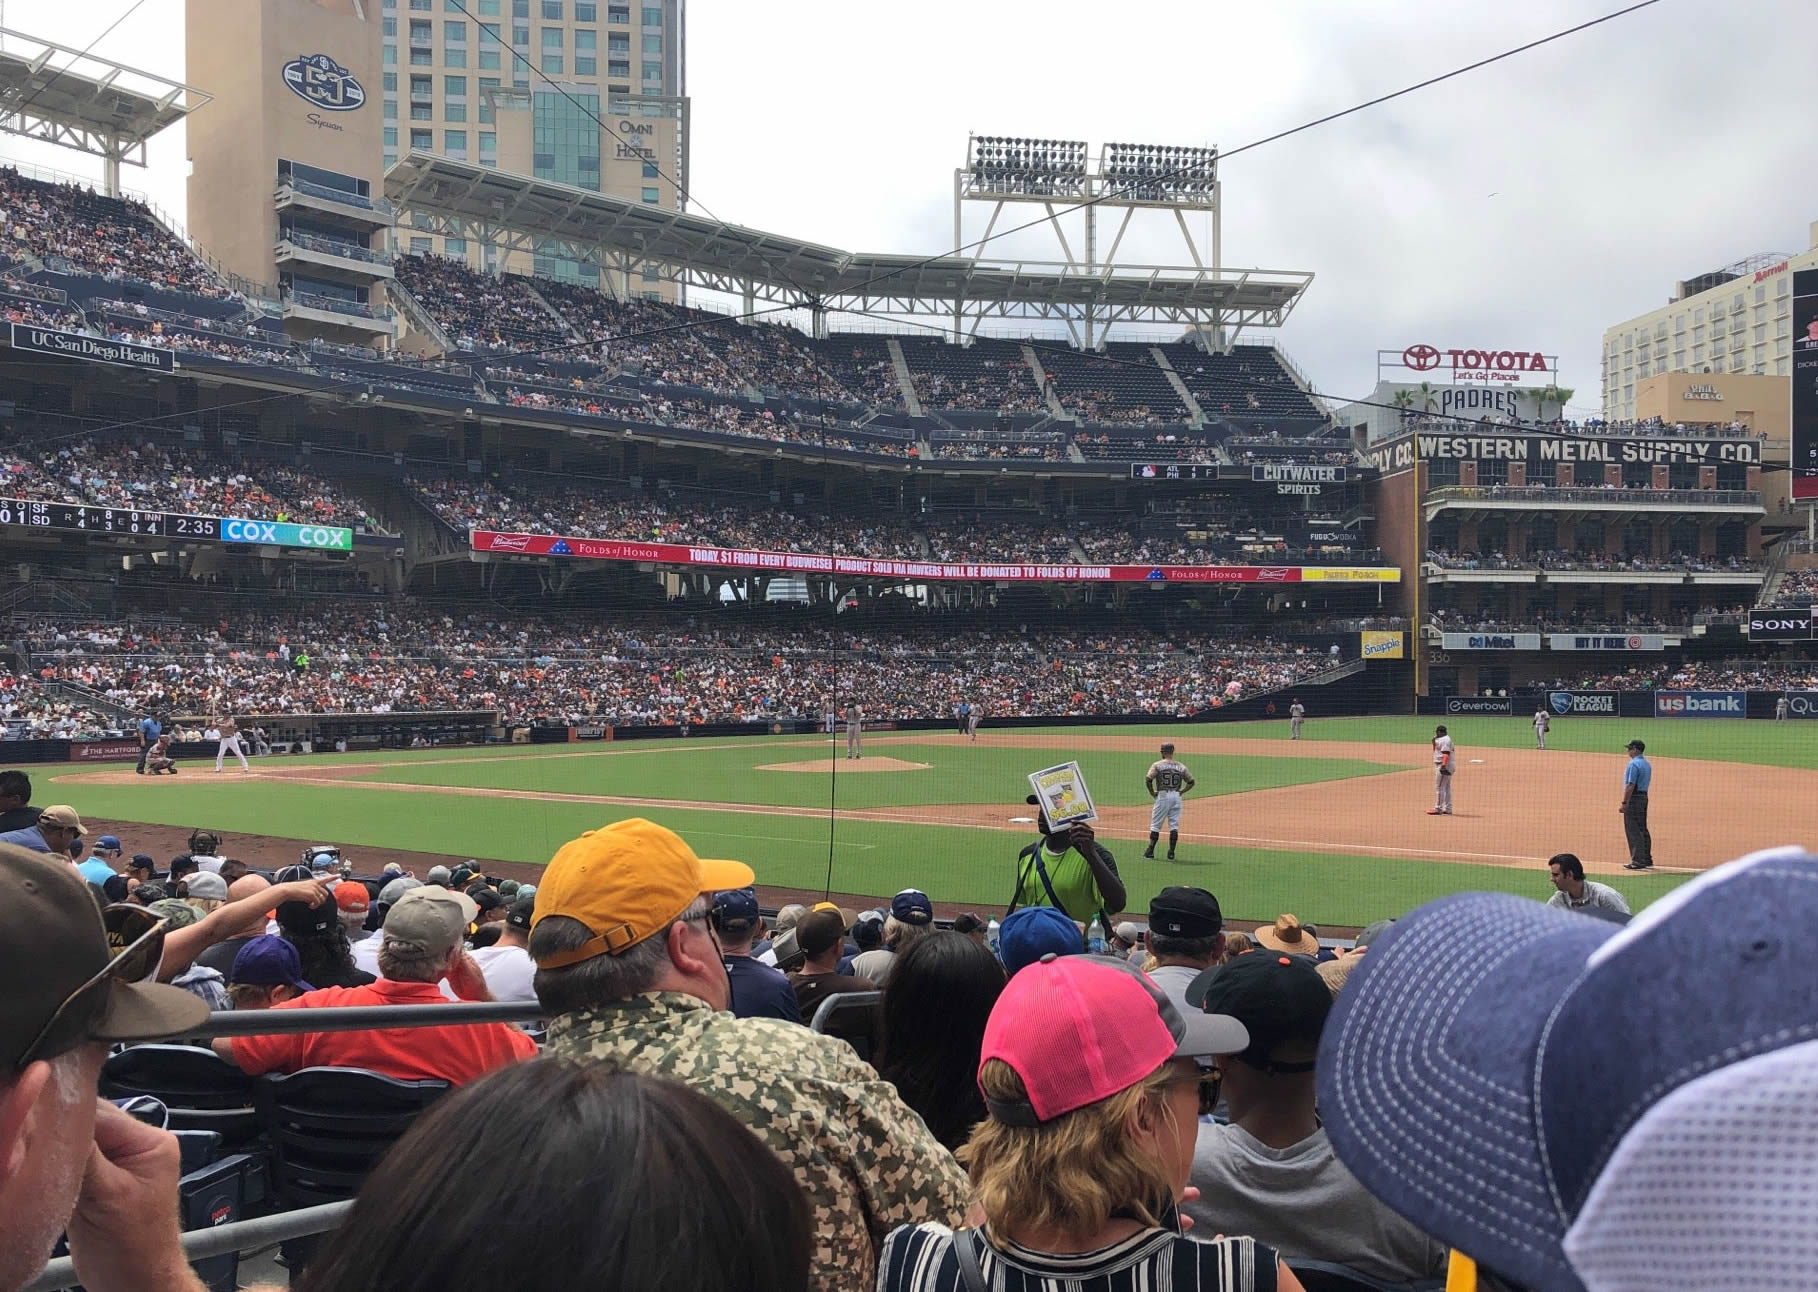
left=845, top=703, right=864, bottom=760
left=1533, top=705, right=1550, bottom=749
left=966, top=703, right=981, bottom=741
left=1776, top=694, right=1791, bottom=722
left=1143, top=742, right=1196, bottom=860
left=214, top=716, right=250, bottom=773
left=822, top=695, right=836, bottom=735
left=1289, top=699, right=1306, bottom=740
left=1429, top=724, right=1455, bottom=815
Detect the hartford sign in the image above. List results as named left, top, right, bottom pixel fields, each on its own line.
left=1385, top=344, right=1556, bottom=385
left=469, top=531, right=1398, bottom=585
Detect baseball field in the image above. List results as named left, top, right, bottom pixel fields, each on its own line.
left=49, top=715, right=1818, bottom=928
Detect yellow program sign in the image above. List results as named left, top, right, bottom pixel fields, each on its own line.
left=1301, top=567, right=1402, bottom=582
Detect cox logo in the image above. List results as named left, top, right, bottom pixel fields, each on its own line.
left=223, top=519, right=346, bottom=548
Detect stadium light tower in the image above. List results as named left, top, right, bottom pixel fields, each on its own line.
left=956, top=133, right=1223, bottom=347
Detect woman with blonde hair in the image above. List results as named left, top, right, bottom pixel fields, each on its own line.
left=879, top=954, right=1303, bottom=1292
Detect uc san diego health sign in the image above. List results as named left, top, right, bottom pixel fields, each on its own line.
left=282, top=54, right=365, bottom=112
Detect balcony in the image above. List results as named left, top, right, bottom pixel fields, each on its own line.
left=281, top=289, right=397, bottom=338
left=1425, top=485, right=1762, bottom=519
left=274, top=177, right=396, bottom=232
left=275, top=231, right=396, bottom=282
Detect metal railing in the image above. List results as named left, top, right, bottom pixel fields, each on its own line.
left=279, top=230, right=395, bottom=267
left=277, top=177, right=397, bottom=218
left=1427, top=485, right=1760, bottom=507
left=283, top=290, right=396, bottom=323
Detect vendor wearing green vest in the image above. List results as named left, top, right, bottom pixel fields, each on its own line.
left=1007, top=794, right=1127, bottom=943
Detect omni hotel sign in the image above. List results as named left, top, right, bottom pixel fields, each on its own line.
left=1684, top=383, right=1723, bottom=401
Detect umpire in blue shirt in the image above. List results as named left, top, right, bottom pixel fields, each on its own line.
left=1621, top=739, right=1654, bottom=871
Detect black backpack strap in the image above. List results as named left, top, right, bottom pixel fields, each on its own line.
left=953, top=1229, right=990, bottom=1292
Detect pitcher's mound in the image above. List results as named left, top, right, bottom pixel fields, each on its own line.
left=757, top=757, right=931, bottom=773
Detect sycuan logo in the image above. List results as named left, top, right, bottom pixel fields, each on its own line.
left=282, top=54, right=366, bottom=112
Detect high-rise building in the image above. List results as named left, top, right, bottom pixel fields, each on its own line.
left=1601, top=219, right=1818, bottom=422
left=379, top=0, right=687, bottom=286
left=186, top=0, right=396, bottom=346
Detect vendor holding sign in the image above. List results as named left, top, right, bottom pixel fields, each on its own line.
left=1009, top=762, right=1126, bottom=945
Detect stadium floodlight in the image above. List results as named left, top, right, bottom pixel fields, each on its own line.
left=1099, top=142, right=1217, bottom=202
left=966, top=134, right=1089, bottom=197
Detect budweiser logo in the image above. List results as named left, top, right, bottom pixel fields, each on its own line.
left=486, top=534, right=533, bottom=551
left=1257, top=568, right=1291, bottom=581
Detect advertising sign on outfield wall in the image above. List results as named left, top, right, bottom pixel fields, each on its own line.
left=1547, top=690, right=1619, bottom=715
left=1654, top=691, right=1746, bottom=718
left=1785, top=692, right=1818, bottom=718
left=1546, top=634, right=1666, bottom=652
left=469, top=531, right=1400, bottom=584
left=1445, top=697, right=1513, bottom=715
left=1441, top=632, right=1541, bottom=651
left=1359, top=630, right=1405, bottom=659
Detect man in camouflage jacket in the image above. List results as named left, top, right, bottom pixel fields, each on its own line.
left=529, top=818, right=969, bottom=1292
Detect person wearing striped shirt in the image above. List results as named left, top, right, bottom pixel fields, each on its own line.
left=878, top=954, right=1302, bottom=1292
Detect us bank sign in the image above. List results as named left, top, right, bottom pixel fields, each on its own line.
left=283, top=54, right=365, bottom=112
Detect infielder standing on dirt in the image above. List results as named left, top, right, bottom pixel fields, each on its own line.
left=1289, top=699, right=1305, bottom=740
left=845, top=702, right=864, bottom=760
left=1533, top=705, right=1550, bottom=749
left=1429, top=725, right=1454, bottom=815
left=1143, top=742, right=1196, bottom=860
left=214, top=714, right=250, bottom=773
left=966, top=702, right=981, bottom=742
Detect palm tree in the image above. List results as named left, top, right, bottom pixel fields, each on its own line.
left=1391, top=387, right=1416, bottom=424
left=1416, top=382, right=1438, bottom=414
left=1530, top=384, right=1574, bottom=423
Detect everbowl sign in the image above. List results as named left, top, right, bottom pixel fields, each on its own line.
left=282, top=54, right=365, bottom=112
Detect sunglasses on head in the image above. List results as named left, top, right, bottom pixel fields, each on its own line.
left=14, top=906, right=167, bottom=1073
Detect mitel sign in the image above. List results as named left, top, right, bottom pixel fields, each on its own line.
left=1391, top=344, right=1555, bottom=385
left=1654, top=691, right=1745, bottom=718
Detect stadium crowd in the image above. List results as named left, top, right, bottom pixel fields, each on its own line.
left=1426, top=547, right=1764, bottom=573
left=0, top=167, right=229, bottom=298
left=15, top=607, right=1337, bottom=725
left=0, top=436, right=388, bottom=531
left=1763, top=566, right=1818, bottom=607
left=1533, top=655, right=1818, bottom=693
left=4, top=802, right=1804, bottom=1292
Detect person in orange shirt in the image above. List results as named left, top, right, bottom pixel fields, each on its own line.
left=214, top=885, right=535, bottom=1085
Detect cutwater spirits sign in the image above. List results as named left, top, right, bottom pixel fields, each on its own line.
left=282, top=54, right=365, bottom=112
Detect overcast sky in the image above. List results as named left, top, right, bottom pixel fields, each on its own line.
left=4, top=0, right=1816, bottom=416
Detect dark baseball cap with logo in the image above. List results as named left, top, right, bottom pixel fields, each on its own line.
left=2, top=843, right=208, bottom=1071
left=796, top=908, right=848, bottom=959
left=1148, top=886, right=1223, bottom=939
left=1187, top=951, right=1332, bottom=1069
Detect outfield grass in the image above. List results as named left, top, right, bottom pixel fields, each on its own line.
left=48, top=717, right=1733, bottom=925
left=1211, top=714, right=1818, bottom=768
left=346, top=741, right=1402, bottom=809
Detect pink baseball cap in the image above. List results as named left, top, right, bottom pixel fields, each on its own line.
left=980, top=954, right=1250, bottom=1125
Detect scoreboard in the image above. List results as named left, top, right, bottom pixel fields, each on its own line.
left=0, top=498, right=221, bottom=539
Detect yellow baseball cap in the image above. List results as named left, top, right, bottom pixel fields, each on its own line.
left=531, top=819, right=754, bottom=970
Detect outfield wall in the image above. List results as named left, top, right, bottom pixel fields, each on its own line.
left=1419, top=691, right=1818, bottom=719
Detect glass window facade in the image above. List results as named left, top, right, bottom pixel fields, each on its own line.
left=533, top=90, right=601, bottom=190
